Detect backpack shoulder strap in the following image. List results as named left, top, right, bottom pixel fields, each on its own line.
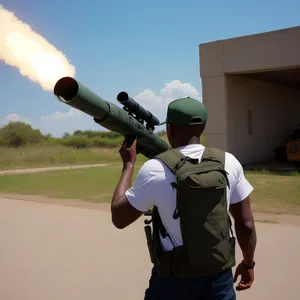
left=202, top=147, right=233, bottom=235
left=156, top=147, right=224, bottom=173
left=201, top=147, right=225, bottom=168
left=155, top=149, right=187, bottom=174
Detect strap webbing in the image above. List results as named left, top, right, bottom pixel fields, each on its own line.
left=155, top=149, right=186, bottom=174
left=156, top=147, right=226, bottom=172
left=202, top=148, right=234, bottom=237
left=201, top=147, right=225, bottom=168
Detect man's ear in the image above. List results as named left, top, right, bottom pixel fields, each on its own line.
left=167, top=124, right=175, bottom=147
left=166, top=123, right=171, bottom=137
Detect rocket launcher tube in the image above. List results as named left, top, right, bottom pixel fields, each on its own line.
left=54, top=77, right=170, bottom=158
left=54, top=77, right=110, bottom=120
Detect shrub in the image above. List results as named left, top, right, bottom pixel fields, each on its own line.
left=0, top=122, right=44, bottom=147
left=59, top=136, right=90, bottom=148
left=89, top=137, right=123, bottom=148
left=57, top=136, right=123, bottom=149
left=72, top=130, right=121, bottom=139
left=0, top=121, right=171, bottom=150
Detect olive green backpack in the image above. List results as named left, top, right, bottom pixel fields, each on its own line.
left=150, top=147, right=236, bottom=277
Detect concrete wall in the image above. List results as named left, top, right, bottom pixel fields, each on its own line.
left=226, top=75, right=300, bottom=164
left=202, top=76, right=229, bottom=151
left=199, top=26, right=300, bottom=164
left=200, top=26, right=300, bottom=76
left=223, top=27, right=300, bottom=74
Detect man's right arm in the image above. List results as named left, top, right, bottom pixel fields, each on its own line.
left=230, top=197, right=257, bottom=267
left=227, top=152, right=257, bottom=267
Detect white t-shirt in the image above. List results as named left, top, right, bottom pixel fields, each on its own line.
left=125, top=144, right=253, bottom=251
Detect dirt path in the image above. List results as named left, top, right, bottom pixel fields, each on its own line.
left=0, top=163, right=110, bottom=175
left=0, top=193, right=111, bottom=212
left=1, top=196, right=299, bottom=300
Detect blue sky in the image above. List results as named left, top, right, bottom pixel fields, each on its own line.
left=1, top=0, right=300, bottom=136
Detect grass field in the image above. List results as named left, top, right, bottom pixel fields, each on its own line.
left=0, top=135, right=209, bottom=171
left=0, top=167, right=133, bottom=203
left=0, top=145, right=148, bottom=170
left=0, top=166, right=299, bottom=215
left=245, top=172, right=300, bottom=215
left=1, top=135, right=298, bottom=215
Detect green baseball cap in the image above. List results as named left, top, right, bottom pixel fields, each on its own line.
left=159, top=97, right=208, bottom=126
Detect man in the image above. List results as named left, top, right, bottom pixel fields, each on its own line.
left=111, top=97, right=257, bottom=299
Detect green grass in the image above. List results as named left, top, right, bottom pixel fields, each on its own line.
left=245, top=172, right=300, bottom=215
left=0, top=145, right=147, bottom=170
left=0, top=167, right=300, bottom=215
left=0, top=166, right=127, bottom=202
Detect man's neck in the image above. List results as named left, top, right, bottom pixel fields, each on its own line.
left=174, top=136, right=201, bottom=148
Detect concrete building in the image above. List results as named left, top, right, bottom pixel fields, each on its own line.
left=199, top=26, right=300, bottom=166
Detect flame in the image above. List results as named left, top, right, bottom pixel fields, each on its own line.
left=0, top=5, right=75, bottom=91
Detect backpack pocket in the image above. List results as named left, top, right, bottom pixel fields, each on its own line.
left=182, top=169, right=229, bottom=217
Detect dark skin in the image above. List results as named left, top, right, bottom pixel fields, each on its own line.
left=230, top=197, right=257, bottom=291
left=111, top=123, right=257, bottom=291
left=111, top=138, right=143, bottom=229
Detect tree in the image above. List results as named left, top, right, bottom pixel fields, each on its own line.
left=0, top=122, right=44, bottom=147
left=63, top=132, right=70, bottom=138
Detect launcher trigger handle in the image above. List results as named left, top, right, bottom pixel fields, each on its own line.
left=123, top=136, right=136, bottom=148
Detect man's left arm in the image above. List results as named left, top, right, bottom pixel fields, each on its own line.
left=111, top=139, right=153, bottom=229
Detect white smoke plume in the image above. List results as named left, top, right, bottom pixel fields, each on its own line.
left=0, top=5, right=76, bottom=91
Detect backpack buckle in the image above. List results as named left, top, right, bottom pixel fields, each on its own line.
left=173, top=207, right=179, bottom=219
left=175, top=156, right=197, bottom=170
left=174, top=158, right=186, bottom=170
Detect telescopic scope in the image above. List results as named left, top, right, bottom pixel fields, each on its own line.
left=117, top=91, right=160, bottom=126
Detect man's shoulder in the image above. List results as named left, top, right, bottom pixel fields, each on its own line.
left=203, top=147, right=243, bottom=175
left=223, top=151, right=246, bottom=183
left=224, top=151, right=242, bottom=166
left=204, top=147, right=242, bottom=166
left=142, top=157, right=167, bottom=171
left=138, top=156, right=174, bottom=181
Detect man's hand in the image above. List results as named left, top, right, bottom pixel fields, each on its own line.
left=234, top=261, right=255, bottom=291
left=119, top=138, right=137, bottom=166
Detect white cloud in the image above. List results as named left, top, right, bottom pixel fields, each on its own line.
left=135, top=80, right=201, bottom=110
left=160, top=80, right=200, bottom=103
left=135, top=89, right=161, bottom=110
left=1, top=80, right=201, bottom=136
left=38, top=108, right=98, bottom=137
left=0, top=113, right=29, bottom=125
left=134, top=80, right=201, bottom=123
left=5, top=113, right=23, bottom=122
left=40, top=107, right=83, bottom=121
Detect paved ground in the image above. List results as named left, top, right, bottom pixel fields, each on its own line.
left=0, top=196, right=299, bottom=300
